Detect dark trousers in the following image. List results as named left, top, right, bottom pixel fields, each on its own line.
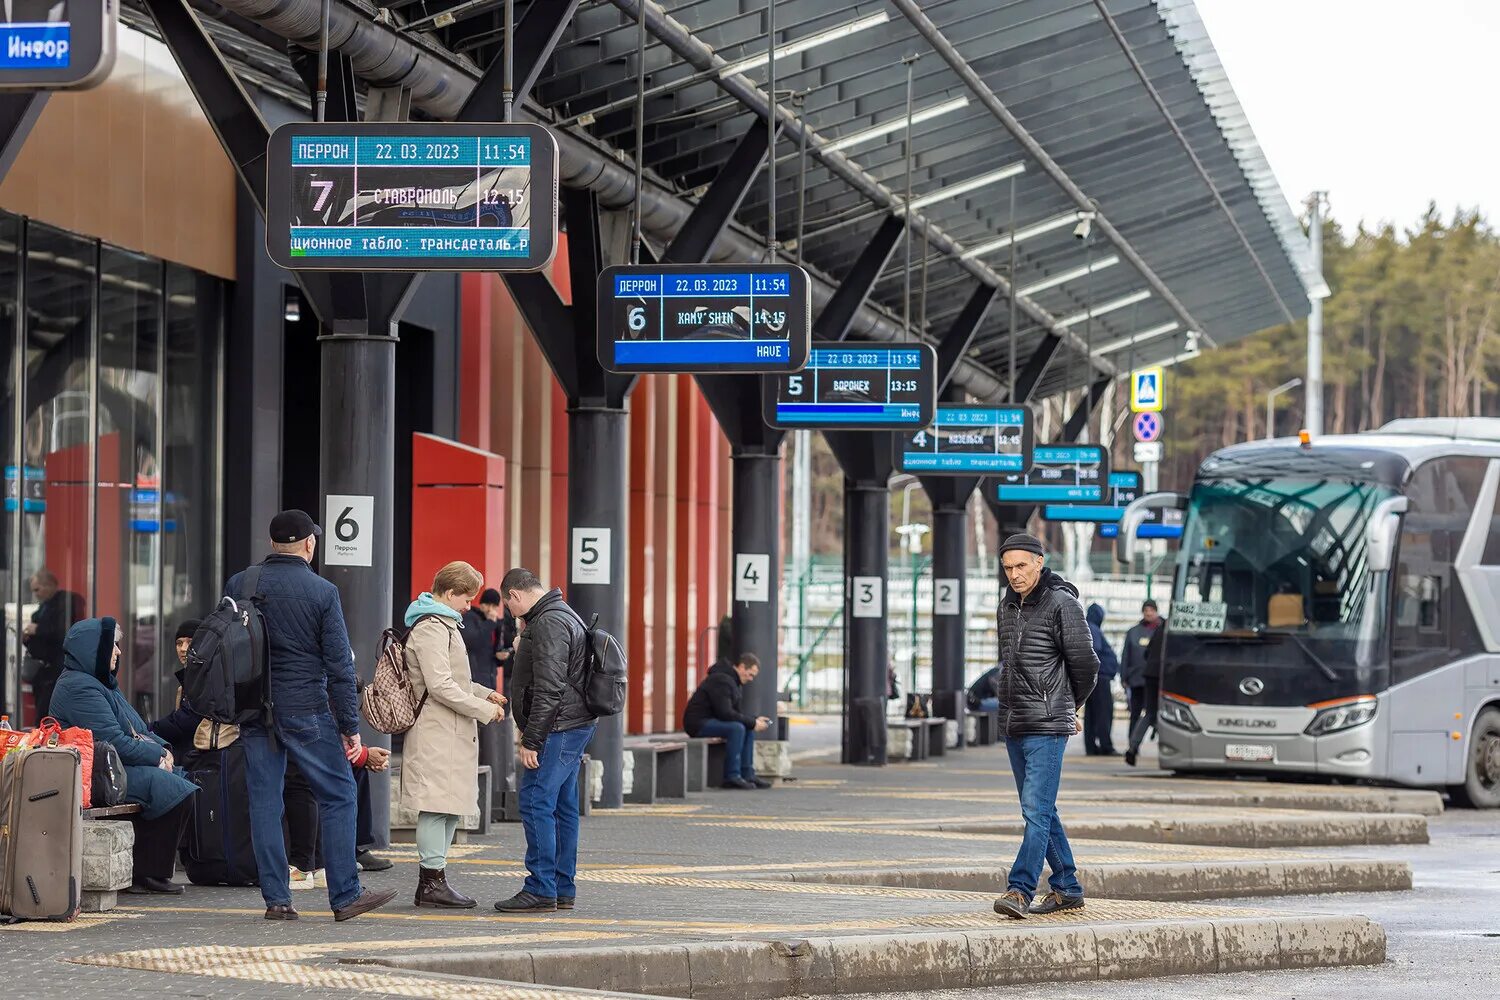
left=31, top=663, right=61, bottom=723
left=283, top=759, right=320, bottom=871
left=1128, top=678, right=1160, bottom=756
left=1126, top=685, right=1147, bottom=742
left=130, top=798, right=193, bottom=882
left=355, top=767, right=374, bottom=853
left=1083, top=679, right=1115, bottom=754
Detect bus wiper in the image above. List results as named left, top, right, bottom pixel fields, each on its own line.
left=1286, top=634, right=1340, bottom=683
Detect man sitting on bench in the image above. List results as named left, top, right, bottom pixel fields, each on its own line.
left=683, top=653, right=773, bottom=790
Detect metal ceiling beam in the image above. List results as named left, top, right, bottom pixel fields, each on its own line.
left=1063, top=377, right=1111, bottom=442
left=886, top=0, right=1217, bottom=351
left=1012, top=334, right=1062, bottom=404
left=815, top=214, right=904, bottom=343
left=459, top=0, right=582, bottom=120
left=603, top=0, right=1111, bottom=394
left=0, top=92, right=46, bottom=184
left=935, top=282, right=999, bottom=397
left=665, top=117, right=769, bottom=263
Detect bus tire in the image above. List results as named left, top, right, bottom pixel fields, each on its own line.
left=1452, top=707, right=1500, bottom=809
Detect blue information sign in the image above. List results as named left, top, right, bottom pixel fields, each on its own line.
left=266, top=122, right=559, bottom=272
left=1042, top=470, right=1143, bottom=523
left=995, top=444, right=1110, bottom=504
left=0, top=0, right=115, bottom=90
left=762, top=343, right=936, bottom=429
left=597, top=263, right=811, bottom=373
left=894, top=405, right=1033, bottom=475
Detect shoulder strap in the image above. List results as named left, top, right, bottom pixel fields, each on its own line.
left=240, top=564, right=264, bottom=602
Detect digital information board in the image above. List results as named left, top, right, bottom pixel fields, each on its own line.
left=762, top=343, right=936, bottom=429
left=894, top=405, right=1032, bottom=475
left=0, top=0, right=115, bottom=90
left=1101, top=506, right=1184, bottom=540
left=596, top=263, right=811, bottom=373
left=266, top=122, right=559, bottom=271
left=995, top=444, right=1110, bottom=504
left=1043, top=470, right=1142, bottom=523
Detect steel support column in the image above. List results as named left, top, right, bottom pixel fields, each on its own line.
left=843, top=480, right=888, bottom=765
left=929, top=500, right=968, bottom=742
left=728, top=446, right=780, bottom=722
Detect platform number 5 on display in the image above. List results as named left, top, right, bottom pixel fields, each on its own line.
left=571, top=528, right=612, bottom=585
left=735, top=554, right=770, bottom=603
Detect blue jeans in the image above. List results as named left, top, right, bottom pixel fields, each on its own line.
left=241, top=712, right=363, bottom=910
left=695, top=718, right=758, bottom=782
left=1005, top=733, right=1082, bottom=898
left=977, top=697, right=1000, bottom=714
left=519, top=723, right=595, bottom=899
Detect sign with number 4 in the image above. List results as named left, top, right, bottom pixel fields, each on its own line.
left=735, top=554, right=770, bottom=603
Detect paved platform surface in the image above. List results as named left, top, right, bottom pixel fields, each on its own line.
left=0, top=726, right=1430, bottom=998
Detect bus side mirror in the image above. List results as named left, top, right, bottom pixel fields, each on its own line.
left=1116, top=491, right=1188, bottom=564
left=1367, top=496, right=1408, bottom=573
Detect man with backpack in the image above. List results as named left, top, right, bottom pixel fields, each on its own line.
left=224, top=510, right=396, bottom=922
left=493, top=568, right=596, bottom=914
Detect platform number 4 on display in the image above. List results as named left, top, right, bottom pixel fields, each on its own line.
left=735, top=554, right=770, bottom=603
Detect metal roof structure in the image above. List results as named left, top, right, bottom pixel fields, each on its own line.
left=136, top=0, right=1320, bottom=406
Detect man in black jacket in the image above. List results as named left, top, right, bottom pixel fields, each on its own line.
left=1120, top=600, right=1163, bottom=762
left=1125, top=617, right=1168, bottom=767
left=494, top=568, right=595, bottom=914
left=991, top=533, right=1099, bottom=921
left=22, top=568, right=83, bottom=721
left=683, top=654, right=772, bottom=790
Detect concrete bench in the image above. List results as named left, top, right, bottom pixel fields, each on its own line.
left=81, top=804, right=141, bottom=912
left=969, top=709, right=1002, bottom=746
left=623, top=740, right=688, bottom=804
left=495, top=754, right=593, bottom=821
left=650, top=734, right=726, bottom=791
left=887, top=718, right=927, bottom=762
left=920, top=717, right=949, bottom=758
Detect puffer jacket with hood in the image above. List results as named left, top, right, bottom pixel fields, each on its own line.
left=49, top=617, right=197, bottom=820
left=996, top=568, right=1099, bottom=737
left=511, top=589, right=593, bottom=751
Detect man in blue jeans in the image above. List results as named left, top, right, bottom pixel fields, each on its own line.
left=229, top=510, right=396, bottom=922
left=494, top=569, right=598, bottom=913
left=990, top=533, right=1099, bottom=919
left=682, top=653, right=773, bottom=789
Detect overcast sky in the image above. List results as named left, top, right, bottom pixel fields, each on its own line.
left=1192, top=0, right=1500, bottom=231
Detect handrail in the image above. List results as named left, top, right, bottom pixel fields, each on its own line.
left=788, top=607, right=844, bottom=707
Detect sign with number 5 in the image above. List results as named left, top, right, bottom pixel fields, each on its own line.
left=571, top=527, right=612, bottom=585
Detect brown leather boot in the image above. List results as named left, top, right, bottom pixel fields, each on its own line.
left=415, top=866, right=477, bottom=909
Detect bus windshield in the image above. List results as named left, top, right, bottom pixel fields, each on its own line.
left=1172, top=476, right=1396, bottom=647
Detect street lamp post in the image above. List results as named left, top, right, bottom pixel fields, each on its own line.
left=1266, top=378, right=1303, bottom=440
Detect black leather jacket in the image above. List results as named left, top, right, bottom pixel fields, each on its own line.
left=511, top=589, right=594, bottom=750
left=996, top=568, right=1099, bottom=737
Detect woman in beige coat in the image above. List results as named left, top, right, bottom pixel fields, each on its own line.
left=399, top=560, right=506, bottom=908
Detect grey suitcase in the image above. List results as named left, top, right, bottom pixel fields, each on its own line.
left=0, top=746, right=84, bottom=921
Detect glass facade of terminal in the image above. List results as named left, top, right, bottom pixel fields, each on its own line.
left=0, top=211, right=225, bottom=725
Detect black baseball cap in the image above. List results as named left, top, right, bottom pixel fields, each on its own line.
left=269, top=509, right=322, bottom=544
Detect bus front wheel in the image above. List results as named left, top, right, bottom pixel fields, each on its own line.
left=1452, top=707, right=1500, bottom=809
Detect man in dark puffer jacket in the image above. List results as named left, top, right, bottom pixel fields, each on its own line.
left=991, top=533, right=1099, bottom=921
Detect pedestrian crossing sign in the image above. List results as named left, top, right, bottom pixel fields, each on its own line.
left=1130, top=366, right=1164, bottom=413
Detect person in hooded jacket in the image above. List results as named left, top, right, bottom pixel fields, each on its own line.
left=990, top=534, right=1099, bottom=921
left=399, top=561, right=506, bottom=909
left=49, top=616, right=197, bottom=895
left=683, top=653, right=773, bottom=790
left=1082, top=604, right=1120, bottom=756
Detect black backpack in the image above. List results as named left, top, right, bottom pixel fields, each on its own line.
left=183, top=566, right=272, bottom=726
left=548, top=607, right=626, bottom=718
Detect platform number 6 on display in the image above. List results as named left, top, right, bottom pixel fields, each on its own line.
left=324, top=495, right=373, bottom=566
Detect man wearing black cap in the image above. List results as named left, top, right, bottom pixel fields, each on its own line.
left=991, top=533, right=1099, bottom=920
left=224, top=510, right=395, bottom=922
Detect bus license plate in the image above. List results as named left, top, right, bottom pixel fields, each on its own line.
left=1225, top=743, right=1274, bottom=762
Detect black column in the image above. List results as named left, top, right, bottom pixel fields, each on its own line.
left=566, top=405, right=628, bottom=809
left=730, top=447, right=781, bottom=722
left=930, top=501, right=968, bottom=744
left=843, top=480, right=889, bottom=765
left=319, top=328, right=396, bottom=846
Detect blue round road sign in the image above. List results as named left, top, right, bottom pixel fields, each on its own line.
left=1133, top=411, right=1162, bottom=443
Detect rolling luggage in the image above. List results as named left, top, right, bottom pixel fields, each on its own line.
left=0, top=746, right=84, bottom=921
left=181, top=742, right=258, bottom=886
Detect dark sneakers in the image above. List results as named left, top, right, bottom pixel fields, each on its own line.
left=721, top=777, right=757, bottom=790
left=993, top=890, right=1031, bottom=919
left=1030, top=891, right=1085, bottom=915
left=750, top=777, right=774, bottom=789
left=333, top=887, right=398, bottom=922
left=127, top=877, right=185, bottom=895
left=557, top=896, right=576, bottom=910
left=264, top=904, right=299, bottom=921
left=357, top=849, right=394, bottom=872
left=494, top=890, right=558, bottom=913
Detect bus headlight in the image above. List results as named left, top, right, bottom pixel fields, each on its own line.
left=1304, top=696, right=1378, bottom=736
left=1159, top=696, right=1202, bottom=733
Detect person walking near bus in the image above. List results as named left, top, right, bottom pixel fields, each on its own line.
left=400, top=561, right=506, bottom=909
left=991, top=533, right=1099, bottom=919
left=1083, top=604, right=1120, bottom=756
left=1120, top=600, right=1162, bottom=757
left=1125, top=617, right=1168, bottom=767
left=493, top=568, right=596, bottom=914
